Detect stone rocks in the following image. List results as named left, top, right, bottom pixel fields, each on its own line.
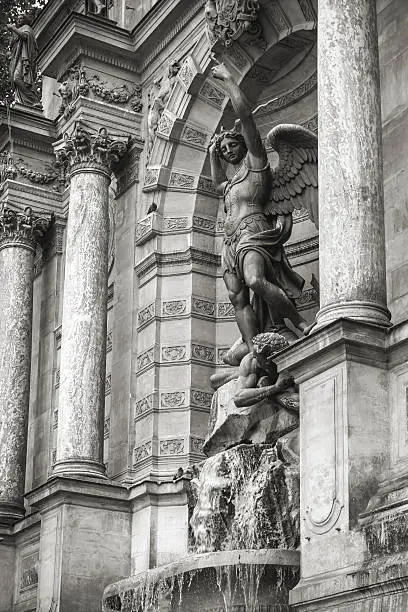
left=189, top=443, right=299, bottom=554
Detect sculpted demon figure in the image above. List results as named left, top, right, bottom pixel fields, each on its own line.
left=209, top=61, right=318, bottom=365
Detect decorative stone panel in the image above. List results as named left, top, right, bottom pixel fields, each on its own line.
left=191, top=389, right=213, bottom=408
left=192, top=297, right=216, bottom=318
left=161, top=345, right=187, bottom=362
left=162, top=300, right=187, bottom=317
left=133, top=440, right=153, bottom=465
left=191, top=344, right=215, bottom=364
left=160, top=391, right=186, bottom=408
left=137, top=302, right=156, bottom=328
left=159, top=438, right=185, bottom=456
left=135, top=394, right=155, bottom=418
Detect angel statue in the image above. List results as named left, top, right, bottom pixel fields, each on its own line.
left=209, top=62, right=318, bottom=366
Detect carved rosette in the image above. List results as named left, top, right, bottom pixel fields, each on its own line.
left=55, top=124, right=130, bottom=177
left=0, top=206, right=53, bottom=252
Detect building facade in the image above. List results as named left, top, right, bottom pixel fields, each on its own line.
left=0, top=0, right=408, bottom=609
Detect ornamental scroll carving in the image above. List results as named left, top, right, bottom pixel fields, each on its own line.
left=55, top=124, right=129, bottom=174
left=205, top=0, right=264, bottom=47
left=0, top=206, right=53, bottom=251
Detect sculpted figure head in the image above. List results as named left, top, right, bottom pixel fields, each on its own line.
left=215, top=130, right=247, bottom=164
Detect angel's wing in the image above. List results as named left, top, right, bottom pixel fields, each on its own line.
left=265, top=124, right=318, bottom=228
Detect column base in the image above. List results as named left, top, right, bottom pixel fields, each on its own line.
left=315, top=300, right=391, bottom=330
left=52, top=458, right=107, bottom=479
left=0, top=501, right=25, bottom=527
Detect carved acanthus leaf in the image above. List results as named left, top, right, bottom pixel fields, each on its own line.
left=55, top=124, right=130, bottom=173
left=0, top=206, right=53, bottom=251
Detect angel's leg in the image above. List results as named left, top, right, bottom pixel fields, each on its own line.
left=224, top=271, right=259, bottom=356
left=242, top=251, right=307, bottom=333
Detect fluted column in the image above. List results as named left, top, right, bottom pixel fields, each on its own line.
left=53, top=125, right=128, bottom=478
left=316, top=0, right=390, bottom=328
left=0, top=207, right=51, bottom=525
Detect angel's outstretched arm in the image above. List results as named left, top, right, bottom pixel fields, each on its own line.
left=211, top=62, right=266, bottom=168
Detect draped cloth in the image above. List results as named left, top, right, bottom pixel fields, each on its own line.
left=221, top=212, right=305, bottom=330
left=9, top=24, right=40, bottom=106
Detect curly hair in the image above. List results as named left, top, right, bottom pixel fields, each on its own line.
left=214, top=130, right=247, bottom=159
left=252, top=332, right=289, bottom=358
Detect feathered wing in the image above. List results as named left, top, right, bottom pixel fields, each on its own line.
left=265, top=124, right=318, bottom=228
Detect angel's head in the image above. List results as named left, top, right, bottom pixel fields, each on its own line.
left=215, top=130, right=247, bottom=165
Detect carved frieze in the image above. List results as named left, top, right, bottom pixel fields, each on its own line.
left=0, top=153, right=59, bottom=188
left=199, top=81, right=226, bottom=108
left=53, top=409, right=58, bottom=429
left=0, top=206, right=53, bottom=252
left=137, top=347, right=155, bottom=371
left=138, top=302, right=156, bottom=328
left=160, top=438, right=184, bottom=455
left=135, top=394, right=154, bottom=417
left=217, top=302, right=235, bottom=318
left=143, top=168, right=159, bottom=188
left=163, top=217, right=189, bottom=231
left=133, top=440, right=152, bottom=464
left=193, top=216, right=216, bottom=232
left=198, top=176, right=219, bottom=195
left=162, top=300, right=187, bottom=316
left=104, top=417, right=110, bottom=439
left=162, top=345, right=187, bottom=362
left=157, top=111, right=175, bottom=137
left=190, top=437, right=205, bottom=454
left=161, top=391, right=186, bottom=408
left=192, top=344, right=215, bottom=363
left=191, top=389, right=213, bottom=408
left=168, top=172, right=195, bottom=189
left=181, top=126, right=208, bottom=147
left=192, top=298, right=216, bottom=317
left=55, top=124, right=129, bottom=174
left=105, top=374, right=112, bottom=396
left=205, top=0, right=264, bottom=47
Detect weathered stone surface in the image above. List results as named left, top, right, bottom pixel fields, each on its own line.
left=55, top=168, right=110, bottom=477
left=204, top=378, right=298, bottom=457
left=316, top=0, right=390, bottom=328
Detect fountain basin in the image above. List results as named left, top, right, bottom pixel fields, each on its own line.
left=102, top=549, right=300, bottom=612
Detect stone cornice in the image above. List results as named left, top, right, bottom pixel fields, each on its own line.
left=26, top=475, right=130, bottom=514
left=273, top=319, right=388, bottom=383
left=0, top=105, right=57, bottom=152
left=37, top=11, right=134, bottom=78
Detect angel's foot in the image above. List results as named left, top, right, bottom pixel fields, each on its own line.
left=222, top=341, right=249, bottom=366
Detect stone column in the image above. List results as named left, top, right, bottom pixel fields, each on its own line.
left=316, top=0, right=390, bottom=328
left=0, top=206, right=51, bottom=525
left=53, top=126, right=128, bottom=478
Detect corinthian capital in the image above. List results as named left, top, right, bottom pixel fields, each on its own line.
left=0, top=206, right=53, bottom=252
left=54, top=123, right=130, bottom=175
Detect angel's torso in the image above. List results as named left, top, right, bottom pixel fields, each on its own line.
left=223, top=159, right=271, bottom=236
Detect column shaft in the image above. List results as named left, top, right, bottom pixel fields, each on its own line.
left=0, top=245, right=34, bottom=523
left=54, top=168, right=110, bottom=477
left=316, top=0, right=390, bottom=327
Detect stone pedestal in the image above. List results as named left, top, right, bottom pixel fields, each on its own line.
left=26, top=476, right=130, bottom=612
left=274, top=320, right=390, bottom=610
left=53, top=126, right=128, bottom=478
left=0, top=207, right=51, bottom=526
left=316, top=0, right=390, bottom=328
